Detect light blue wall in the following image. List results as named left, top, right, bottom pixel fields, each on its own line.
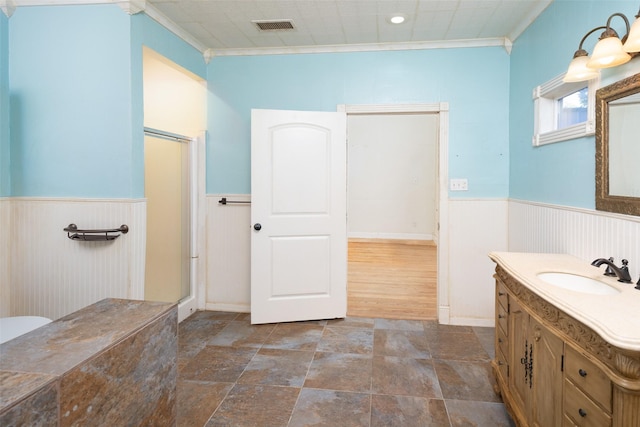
left=9, top=5, right=132, bottom=197
left=509, top=0, right=638, bottom=208
left=207, top=48, right=511, bottom=196
left=1, top=12, right=10, bottom=196
left=6, top=5, right=205, bottom=198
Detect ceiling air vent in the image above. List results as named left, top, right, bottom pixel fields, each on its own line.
left=252, top=19, right=295, bottom=31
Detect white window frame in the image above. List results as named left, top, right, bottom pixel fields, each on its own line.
left=532, top=73, right=598, bottom=146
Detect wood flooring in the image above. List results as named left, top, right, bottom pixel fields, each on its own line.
left=347, top=238, right=437, bottom=320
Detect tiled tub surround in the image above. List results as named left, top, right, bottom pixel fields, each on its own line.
left=0, top=298, right=177, bottom=426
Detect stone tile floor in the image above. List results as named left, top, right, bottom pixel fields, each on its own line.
left=177, top=311, right=515, bottom=427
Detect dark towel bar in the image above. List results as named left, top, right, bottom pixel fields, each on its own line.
left=218, top=197, right=251, bottom=205
left=64, top=224, right=129, bottom=241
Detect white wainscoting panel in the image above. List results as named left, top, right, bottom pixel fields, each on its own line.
left=0, top=198, right=10, bottom=317
left=206, top=194, right=251, bottom=312
left=508, top=200, right=640, bottom=281
left=447, top=199, right=509, bottom=326
left=8, top=198, right=146, bottom=320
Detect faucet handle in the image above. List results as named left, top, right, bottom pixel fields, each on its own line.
left=604, top=257, right=617, bottom=276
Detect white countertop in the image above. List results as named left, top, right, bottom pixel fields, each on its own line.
left=489, top=252, right=640, bottom=352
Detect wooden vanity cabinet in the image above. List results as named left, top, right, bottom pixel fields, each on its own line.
left=492, top=265, right=640, bottom=427
left=502, top=293, right=564, bottom=427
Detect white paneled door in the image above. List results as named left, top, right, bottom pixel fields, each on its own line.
left=250, top=109, right=347, bottom=324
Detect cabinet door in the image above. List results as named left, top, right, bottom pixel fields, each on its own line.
left=530, top=316, right=564, bottom=427
left=509, top=297, right=530, bottom=414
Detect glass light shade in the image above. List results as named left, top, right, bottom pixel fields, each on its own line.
left=623, top=17, right=640, bottom=52
left=563, top=56, right=600, bottom=82
left=587, top=36, right=632, bottom=68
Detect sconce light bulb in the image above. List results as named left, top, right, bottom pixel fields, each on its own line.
left=623, top=16, right=640, bottom=52
left=564, top=55, right=600, bottom=82
left=587, top=35, right=632, bottom=68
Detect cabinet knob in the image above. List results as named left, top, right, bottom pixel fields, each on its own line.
left=498, top=291, right=505, bottom=296
left=578, top=369, right=587, bottom=377
left=533, top=330, right=541, bottom=342
left=578, top=408, right=587, bottom=418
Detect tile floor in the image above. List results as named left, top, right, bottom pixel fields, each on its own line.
left=177, top=311, right=515, bottom=427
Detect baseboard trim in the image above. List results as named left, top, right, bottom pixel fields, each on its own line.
left=438, top=306, right=450, bottom=325
left=348, top=232, right=434, bottom=240
left=448, top=316, right=495, bottom=327
left=205, top=303, right=250, bottom=313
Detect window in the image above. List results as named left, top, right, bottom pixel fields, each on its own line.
left=557, top=87, right=588, bottom=129
left=532, top=74, right=597, bottom=146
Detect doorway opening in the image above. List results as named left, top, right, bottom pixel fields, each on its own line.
left=340, top=104, right=449, bottom=321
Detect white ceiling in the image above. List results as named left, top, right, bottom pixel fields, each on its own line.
left=145, top=0, right=554, bottom=55
left=3, top=0, right=553, bottom=55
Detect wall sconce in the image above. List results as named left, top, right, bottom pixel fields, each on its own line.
left=564, top=7, right=640, bottom=82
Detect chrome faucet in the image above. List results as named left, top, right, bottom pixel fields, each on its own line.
left=591, top=258, right=632, bottom=283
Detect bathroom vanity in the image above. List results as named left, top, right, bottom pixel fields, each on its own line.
left=489, top=252, right=640, bottom=427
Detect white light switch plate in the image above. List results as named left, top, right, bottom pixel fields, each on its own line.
left=450, top=178, right=468, bottom=191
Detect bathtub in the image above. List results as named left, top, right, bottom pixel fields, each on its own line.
left=0, top=316, right=52, bottom=344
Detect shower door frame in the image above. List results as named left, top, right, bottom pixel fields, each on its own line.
left=143, top=128, right=206, bottom=322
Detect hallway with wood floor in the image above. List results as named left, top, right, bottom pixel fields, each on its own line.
left=347, top=239, right=437, bottom=320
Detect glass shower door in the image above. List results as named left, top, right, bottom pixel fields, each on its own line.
left=144, top=135, right=190, bottom=303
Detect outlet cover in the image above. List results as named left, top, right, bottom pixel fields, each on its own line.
left=450, top=178, right=468, bottom=191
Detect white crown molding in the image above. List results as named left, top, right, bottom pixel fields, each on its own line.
left=503, top=38, right=513, bottom=55
left=0, top=0, right=16, bottom=17
left=116, top=0, right=145, bottom=15
left=8, top=0, right=119, bottom=6
left=3, top=0, right=208, bottom=56
left=210, top=37, right=513, bottom=57
left=2, top=0, right=146, bottom=15
left=203, top=49, right=215, bottom=64
left=142, top=2, right=207, bottom=54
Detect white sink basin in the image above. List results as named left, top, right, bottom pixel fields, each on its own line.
left=537, top=272, right=621, bottom=295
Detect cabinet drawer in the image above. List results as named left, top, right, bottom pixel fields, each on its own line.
left=496, top=281, right=508, bottom=312
left=496, top=347, right=508, bottom=381
left=564, top=345, right=612, bottom=412
left=496, top=303, right=508, bottom=335
left=496, top=323, right=508, bottom=358
left=563, top=414, right=579, bottom=427
left=564, top=379, right=612, bottom=427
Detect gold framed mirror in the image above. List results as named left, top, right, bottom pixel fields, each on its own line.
left=595, top=72, right=640, bottom=216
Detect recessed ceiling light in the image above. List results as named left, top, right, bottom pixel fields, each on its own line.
left=389, top=15, right=406, bottom=24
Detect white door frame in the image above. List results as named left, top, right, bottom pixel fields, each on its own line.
left=337, top=103, right=451, bottom=323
